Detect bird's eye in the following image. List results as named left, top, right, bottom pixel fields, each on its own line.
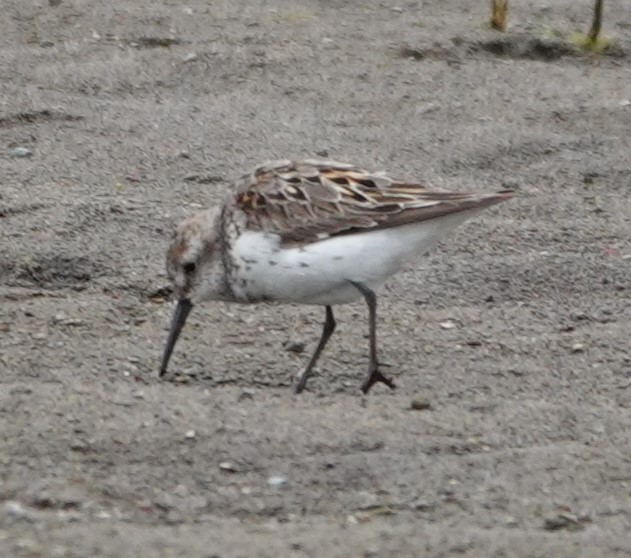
left=182, top=261, right=196, bottom=274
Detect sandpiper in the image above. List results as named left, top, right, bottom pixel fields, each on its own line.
left=159, top=159, right=514, bottom=393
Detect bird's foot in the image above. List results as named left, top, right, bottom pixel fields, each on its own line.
left=360, top=365, right=396, bottom=394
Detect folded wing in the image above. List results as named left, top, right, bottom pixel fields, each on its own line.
left=233, top=159, right=514, bottom=245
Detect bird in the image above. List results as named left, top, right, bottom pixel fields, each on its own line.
left=159, top=159, right=514, bottom=394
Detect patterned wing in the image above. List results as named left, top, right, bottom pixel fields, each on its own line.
left=233, top=159, right=513, bottom=245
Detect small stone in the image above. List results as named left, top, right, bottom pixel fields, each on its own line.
left=571, top=343, right=585, bottom=353
left=267, top=475, right=287, bottom=488
left=238, top=387, right=256, bottom=401
left=183, top=52, right=197, bottom=62
left=219, top=461, right=237, bottom=473
left=502, top=178, right=520, bottom=190
left=70, top=439, right=89, bottom=452
left=173, top=484, right=188, bottom=497
left=416, top=102, right=441, bottom=114
left=543, top=512, right=584, bottom=531
left=413, top=499, right=435, bottom=511
left=5, top=501, right=29, bottom=518
left=52, top=312, right=67, bottom=324
left=410, top=396, right=432, bottom=411
left=184, top=429, right=196, bottom=439
left=10, top=147, right=33, bottom=158
left=131, top=390, right=144, bottom=399
left=283, top=340, right=305, bottom=353
left=439, top=320, right=456, bottom=330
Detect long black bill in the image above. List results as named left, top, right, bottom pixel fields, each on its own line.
left=159, top=298, right=193, bottom=378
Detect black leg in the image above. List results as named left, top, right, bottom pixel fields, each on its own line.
left=294, top=306, right=336, bottom=394
left=349, top=281, right=396, bottom=394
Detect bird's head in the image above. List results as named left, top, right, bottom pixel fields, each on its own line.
left=160, top=208, right=222, bottom=377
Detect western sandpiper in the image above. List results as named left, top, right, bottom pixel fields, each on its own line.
left=159, top=159, right=514, bottom=393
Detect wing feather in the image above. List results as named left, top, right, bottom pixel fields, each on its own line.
left=233, top=160, right=513, bottom=245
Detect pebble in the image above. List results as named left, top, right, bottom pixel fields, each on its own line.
left=184, top=429, right=196, bottom=439
left=505, top=516, right=519, bottom=527
left=543, top=512, right=584, bottom=531
left=10, top=147, right=33, bottom=158
left=173, top=484, right=189, bottom=497
left=412, top=499, right=435, bottom=511
left=219, top=461, right=237, bottom=473
left=439, top=319, right=456, bottom=330
left=267, top=475, right=287, bottom=488
left=5, top=501, right=29, bottom=518
left=283, top=340, right=305, bottom=353
left=410, top=396, right=432, bottom=411
left=52, top=313, right=84, bottom=327
left=416, top=103, right=441, bottom=114
left=571, top=343, right=585, bottom=353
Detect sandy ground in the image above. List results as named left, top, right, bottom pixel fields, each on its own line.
left=1, top=0, right=631, bottom=556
